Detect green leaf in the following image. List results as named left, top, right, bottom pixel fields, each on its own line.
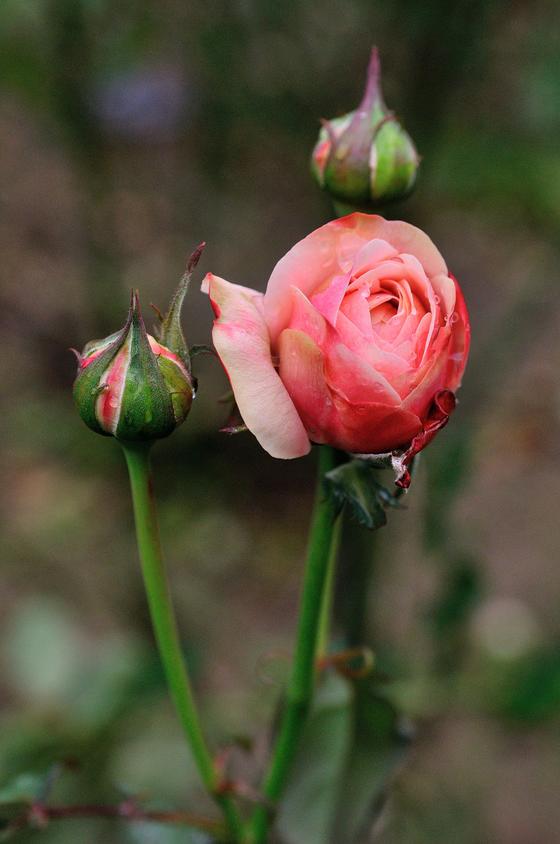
left=428, top=557, right=483, bottom=641
left=325, top=461, right=389, bottom=530
left=490, top=645, right=560, bottom=723
left=332, top=680, right=411, bottom=842
left=275, top=672, right=353, bottom=844
left=275, top=674, right=411, bottom=844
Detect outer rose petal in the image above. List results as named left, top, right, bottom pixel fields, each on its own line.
left=445, top=275, right=471, bottom=392
left=203, top=274, right=310, bottom=459
left=278, top=329, right=422, bottom=453
left=263, top=213, right=447, bottom=342
left=278, top=329, right=335, bottom=444
left=350, top=216, right=447, bottom=278
left=330, top=393, right=422, bottom=454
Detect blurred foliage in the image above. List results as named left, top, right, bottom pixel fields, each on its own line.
left=1, top=0, right=560, bottom=841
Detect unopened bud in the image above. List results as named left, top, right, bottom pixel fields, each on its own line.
left=311, top=48, right=419, bottom=209
left=73, top=245, right=204, bottom=442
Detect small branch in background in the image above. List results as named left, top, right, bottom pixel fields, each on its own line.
left=2, top=799, right=226, bottom=840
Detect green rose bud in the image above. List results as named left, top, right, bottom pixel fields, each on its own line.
left=73, top=245, right=204, bottom=442
left=311, top=47, right=420, bottom=209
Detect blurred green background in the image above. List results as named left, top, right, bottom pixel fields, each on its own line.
left=1, top=1, right=560, bottom=841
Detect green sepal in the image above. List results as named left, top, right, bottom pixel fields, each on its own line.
left=115, top=292, right=176, bottom=441
left=371, top=117, right=418, bottom=202
left=325, top=459, right=401, bottom=530
left=156, top=355, right=193, bottom=426
left=80, top=329, right=122, bottom=359
left=72, top=310, right=134, bottom=437
left=157, top=242, right=205, bottom=373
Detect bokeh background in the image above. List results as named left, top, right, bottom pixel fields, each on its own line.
left=2, top=1, right=560, bottom=842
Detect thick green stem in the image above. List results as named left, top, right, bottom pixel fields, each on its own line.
left=121, top=442, right=243, bottom=841
left=247, top=446, right=339, bottom=843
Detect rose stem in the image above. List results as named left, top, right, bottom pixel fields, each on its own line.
left=247, top=445, right=339, bottom=844
left=121, top=441, right=243, bottom=842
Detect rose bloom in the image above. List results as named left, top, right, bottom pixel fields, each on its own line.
left=203, top=213, right=470, bottom=463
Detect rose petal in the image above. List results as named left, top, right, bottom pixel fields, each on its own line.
left=287, top=286, right=328, bottom=347
left=335, top=311, right=410, bottom=378
left=310, top=272, right=350, bottom=326
left=278, top=329, right=335, bottom=444
left=203, top=273, right=310, bottom=459
left=264, top=214, right=448, bottom=343
left=351, top=238, right=399, bottom=274
left=402, top=327, right=452, bottom=417
left=339, top=288, right=374, bottom=338
left=431, top=272, right=456, bottom=319
left=395, top=390, right=456, bottom=489
left=332, top=393, right=422, bottom=454
left=445, top=274, right=471, bottom=391
left=264, top=224, right=351, bottom=342
left=324, top=342, right=402, bottom=406
left=350, top=215, right=448, bottom=278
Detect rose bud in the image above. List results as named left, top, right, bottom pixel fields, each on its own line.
left=73, top=246, right=205, bottom=442
left=73, top=291, right=194, bottom=441
left=311, top=47, right=419, bottom=209
left=203, top=214, right=470, bottom=472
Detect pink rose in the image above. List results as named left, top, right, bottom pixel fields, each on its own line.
left=203, top=213, right=470, bottom=462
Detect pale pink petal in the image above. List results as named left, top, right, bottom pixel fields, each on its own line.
left=286, top=287, right=328, bottom=347
left=264, top=214, right=448, bottom=342
left=204, top=273, right=310, bottom=459
left=324, top=343, right=402, bottom=406
left=402, top=328, right=452, bottom=417
left=310, top=273, right=350, bottom=327
left=351, top=238, right=399, bottom=274
left=278, top=329, right=422, bottom=454
left=278, top=329, right=335, bottom=444
left=264, top=223, right=350, bottom=341
left=339, top=289, right=373, bottom=338
left=263, top=215, right=386, bottom=341
left=445, top=276, right=470, bottom=391
left=349, top=260, right=411, bottom=290
left=431, top=272, right=457, bottom=319
left=97, top=343, right=130, bottom=435
left=350, top=215, right=448, bottom=278
left=335, top=311, right=410, bottom=378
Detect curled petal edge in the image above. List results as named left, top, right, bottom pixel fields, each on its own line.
left=352, top=389, right=456, bottom=489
